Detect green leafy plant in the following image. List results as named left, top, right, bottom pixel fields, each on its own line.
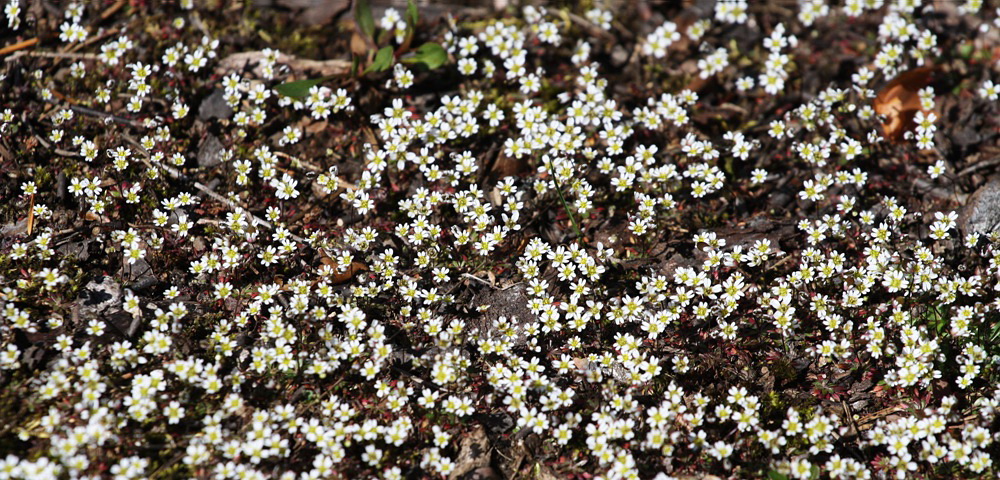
left=273, top=77, right=333, bottom=98
left=274, top=0, right=448, bottom=98
left=400, top=42, right=448, bottom=70
left=364, top=45, right=395, bottom=75
left=355, top=0, right=375, bottom=40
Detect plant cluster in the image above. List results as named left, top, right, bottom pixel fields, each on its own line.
left=1, top=0, right=1000, bottom=479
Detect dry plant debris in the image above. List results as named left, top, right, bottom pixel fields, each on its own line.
left=1, top=1, right=1000, bottom=479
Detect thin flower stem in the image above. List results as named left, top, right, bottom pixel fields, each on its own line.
left=543, top=157, right=584, bottom=243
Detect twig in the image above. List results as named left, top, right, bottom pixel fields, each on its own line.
left=65, top=27, right=120, bottom=55
left=855, top=404, right=908, bottom=431
left=20, top=14, right=120, bottom=68
left=148, top=452, right=185, bottom=480
left=0, top=37, right=38, bottom=56
left=841, top=399, right=871, bottom=462
left=273, top=151, right=357, bottom=191
left=461, top=273, right=492, bottom=286
left=5, top=50, right=100, bottom=63
left=30, top=131, right=79, bottom=157
left=99, top=0, right=126, bottom=20
left=273, top=151, right=324, bottom=172
left=956, top=157, right=1000, bottom=178
left=66, top=103, right=145, bottom=129
left=120, top=135, right=307, bottom=245
left=26, top=194, right=35, bottom=236
left=765, top=254, right=795, bottom=273
left=562, top=10, right=615, bottom=42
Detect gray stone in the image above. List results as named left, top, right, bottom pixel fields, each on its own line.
left=197, top=134, right=225, bottom=168
left=198, top=89, right=233, bottom=121
left=77, top=276, right=122, bottom=321
left=959, top=176, right=1000, bottom=236
left=483, top=412, right=514, bottom=435
left=57, top=239, right=91, bottom=261
left=0, top=218, right=27, bottom=238
left=450, top=425, right=491, bottom=480
left=122, top=257, right=152, bottom=282
left=122, top=257, right=157, bottom=293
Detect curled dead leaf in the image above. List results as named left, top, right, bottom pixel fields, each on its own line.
left=350, top=30, right=370, bottom=58
left=83, top=211, right=110, bottom=222
left=320, top=257, right=369, bottom=284
left=873, top=66, right=934, bottom=143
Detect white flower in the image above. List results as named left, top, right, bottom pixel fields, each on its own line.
left=980, top=79, right=999, bottom=101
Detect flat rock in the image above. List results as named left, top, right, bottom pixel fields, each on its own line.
left=56, top=238, right=91, bottom=261
left=481, top=412, right=514, bottom=435
left=197, top=134, right=225, bottom=168
left=958, top=176, right=1000, bottom=236
left=76, top=276, right=122, bottom=321
left=198, top=89, right=233, bottom=121
left=0, top=218, right=27, bottom=238
left=121, top=257, right=157, bottom=291
left=450, top=425, right=491, bottom=480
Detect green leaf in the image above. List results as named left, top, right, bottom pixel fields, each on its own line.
left=959, top=43, right=975, bottom=59
left=364, top=46, right=395, bottom=74
left=400, top=42, right=448, bottom=70
left=355, top=0, right=375, bottom=40
left=273, top=77, right=326, bottom=99
left=405, top=0, right=419, bottom=28
left=766, top=471, right=789, bottom=480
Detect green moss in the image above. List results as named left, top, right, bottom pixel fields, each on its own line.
left=763, top=391, right=785, bottom=417
left=150, top=461, right=190, bottom=479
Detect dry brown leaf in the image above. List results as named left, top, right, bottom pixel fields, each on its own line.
left=26, top=194, right=35, bottom=236
left=873, top=66, right=934, bottom=143
left=489, top=150, right=531, bottom=181
left=320, top=257, right=369, bottom=285
left=350, top=30, right=370, bottom=58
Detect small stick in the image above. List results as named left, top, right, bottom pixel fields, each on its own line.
left=461, top=273, right=492, bottom=286
left=956, top=157, right=1000, bottom=178
left=273, top=151, right=357, bottom=191
left=5, top=51, right=100, bottom=62
left=121, top=135, right=307, bottom=244
left=273, top=151, right=323, bottom=172
left=31, top=132, right=79, bottom=157
left=68, top=104, right=145, bottom=129
left=65, top=27, right=120, bottom=54
left=765, top=254, right=795, bottom=273
left=0, top=38, right=39, bottom=56
left=42, top=95, right=144, bottom=129
left=562, top=10, right=615, bottom=41
left=99, top=0, right=126, bottom=20
left=26, top=194, right=35, bottom=236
